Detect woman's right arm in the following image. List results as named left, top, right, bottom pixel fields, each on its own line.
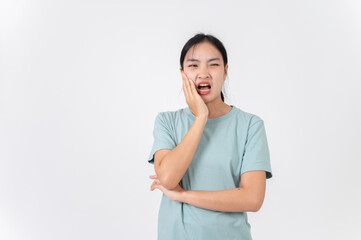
left=154, top=115, right=207, bottom=190
left=154, top=70, right=208, bottom=190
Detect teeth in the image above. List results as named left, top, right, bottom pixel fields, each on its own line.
left=197, top=83, right=211, bottom=91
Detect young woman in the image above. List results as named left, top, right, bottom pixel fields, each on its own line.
left=147, top=33, right=273, bottom=240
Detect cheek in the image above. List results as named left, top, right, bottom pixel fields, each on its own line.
left=214, top=83, right=223, bottom=90
left=184, top=72, right=196, bottom=80
left=213, top=77, right=224, bottom=88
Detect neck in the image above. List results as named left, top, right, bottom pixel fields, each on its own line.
left=205, top=96, right=232, bottom=119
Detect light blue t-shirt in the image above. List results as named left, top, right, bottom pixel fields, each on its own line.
left=148, top=105, right=272, bottom=240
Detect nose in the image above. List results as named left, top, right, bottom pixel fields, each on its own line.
left=197, top=66, right=210, bottom=79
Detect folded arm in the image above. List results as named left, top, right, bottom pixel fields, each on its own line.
left=180, top=170, right=267, bottom=212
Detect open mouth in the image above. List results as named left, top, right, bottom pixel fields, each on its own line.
left=197, top=83, right=211, bottom=95
left=197, top=83, right=211, bottom=90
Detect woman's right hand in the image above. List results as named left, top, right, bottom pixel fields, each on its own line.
left=181, top=71, right=209, bottom=119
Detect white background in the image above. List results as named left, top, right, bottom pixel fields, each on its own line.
left=1, top=0, right=360, bottom=239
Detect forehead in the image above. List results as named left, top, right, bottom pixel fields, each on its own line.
left=185, top=41, right=222, bottom=60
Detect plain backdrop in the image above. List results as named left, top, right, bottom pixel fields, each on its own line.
left=1, top=0, right=360, bottom=239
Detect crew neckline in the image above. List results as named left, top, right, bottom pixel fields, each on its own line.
left=185, top=105, right=236, bottom=124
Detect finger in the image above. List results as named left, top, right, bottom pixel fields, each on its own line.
left=182, top=72, right=190, bottom=99
left=182, top=71, right=197, bottom=95
left=188, top=77, right=198, bottom=95
left=151, top=185, right=157, bottom=191
left=183, top=72, right=193, bottom=98
left=182, top=73, right=188, bottom=99
left=150, top=180, right=158, bottom=191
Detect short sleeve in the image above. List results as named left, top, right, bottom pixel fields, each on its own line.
left=147, top=112, right=177, bottom=165
left=240, top=119, right=273, bottom=179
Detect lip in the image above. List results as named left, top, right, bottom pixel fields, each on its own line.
left=197, top=88, right=211, bottom=95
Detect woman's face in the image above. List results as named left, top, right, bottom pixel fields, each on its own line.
left=181, top=41, right=228, bottom=102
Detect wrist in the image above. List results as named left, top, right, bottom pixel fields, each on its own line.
left=179, top=190, right=190, bottom=203
left=195, top=115, right=208, bottom=123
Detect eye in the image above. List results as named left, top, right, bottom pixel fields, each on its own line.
left=211, top=64, right=219, bottom=66
left=188, top=64, right=198, bottom=67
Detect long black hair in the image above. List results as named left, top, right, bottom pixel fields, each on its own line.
left=180, top=33, right=228, bottom=102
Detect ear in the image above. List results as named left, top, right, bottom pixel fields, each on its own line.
left=224, top=64, right=228, bottom=80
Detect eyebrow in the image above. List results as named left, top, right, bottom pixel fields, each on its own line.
left=186, top=57, right=221, bottom=62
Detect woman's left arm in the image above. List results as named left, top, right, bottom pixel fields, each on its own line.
left=150, top=170, right=267, bottom=212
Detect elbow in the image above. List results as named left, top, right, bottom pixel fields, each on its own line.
left=160, top=175, right=179, bottom=190
left=154, top=169, right=173, bottom=189
left=252, top=203, right=261, bottom=212
left=155, top=167, right=178, bottom=190
left=155, top=160, right=179, bottom=190
left=252, top=199, right=264, bottom=212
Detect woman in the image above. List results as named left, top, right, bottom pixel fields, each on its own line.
left=147, top=33, right=273, bottom=240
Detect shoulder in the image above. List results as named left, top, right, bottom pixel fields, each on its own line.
left=232, top=105, right=264, bottom=128
left=157, top=107, right=186, bottom=120
left=154, top=107, right=188, bottom=127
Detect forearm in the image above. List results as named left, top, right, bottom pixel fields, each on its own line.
left=180, top=187, right=258, bottom=212
left=159, top=116, right=207, bottom=189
